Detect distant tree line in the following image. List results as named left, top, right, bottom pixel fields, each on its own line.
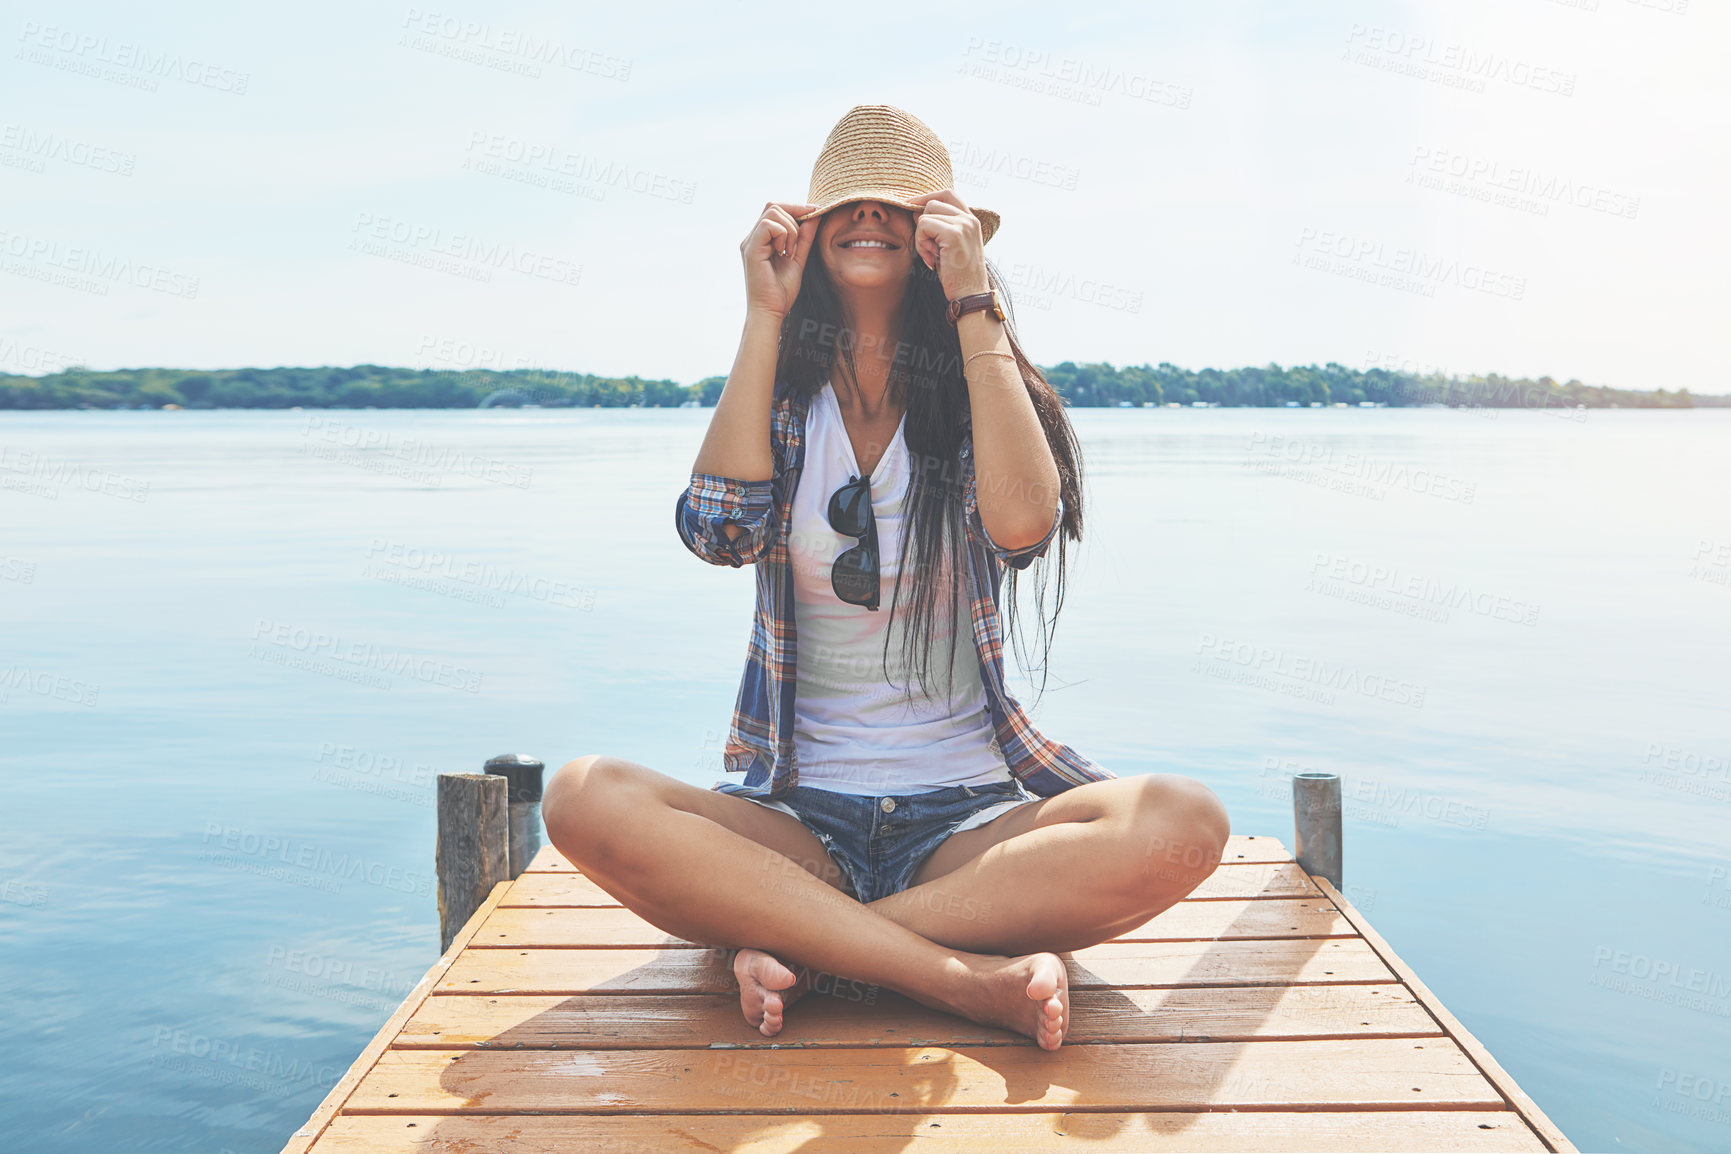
left=0, top=366, right=696, bottom=411
left=0, top=362, right=1721, bottom=410
left=1041, top=362, right=1722, bottom=409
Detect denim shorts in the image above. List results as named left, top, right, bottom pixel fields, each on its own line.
left=717, top=778, right=1035, bottom=904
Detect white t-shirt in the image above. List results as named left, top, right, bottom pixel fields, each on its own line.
left=789, top=383, right=1013, bottom=795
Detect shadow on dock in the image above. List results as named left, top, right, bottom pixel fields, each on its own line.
left=413, top=862, right=1348, bottom=1151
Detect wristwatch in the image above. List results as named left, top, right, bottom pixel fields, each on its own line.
left=946, top=289, right=1005, bottom=326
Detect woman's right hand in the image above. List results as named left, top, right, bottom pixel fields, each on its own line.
left=741, top=202, right=821, bottom=320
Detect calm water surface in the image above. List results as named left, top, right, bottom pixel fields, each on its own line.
left=2, top=408, right=1727, bottom=1152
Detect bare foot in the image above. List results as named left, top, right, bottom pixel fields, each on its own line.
left=731, top=947, right=811, bottom=1037
left=954, top=952, right=1069, bottom=1051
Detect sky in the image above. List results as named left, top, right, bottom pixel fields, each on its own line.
left=2, top=0, right=1725, bottom=392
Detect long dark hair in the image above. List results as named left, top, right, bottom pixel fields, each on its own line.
left=774, top=247, right=1085, bottom=705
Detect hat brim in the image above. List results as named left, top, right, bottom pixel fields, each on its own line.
left=797, top=194, right=999, bottom=245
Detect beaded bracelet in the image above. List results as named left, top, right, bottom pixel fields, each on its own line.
left=963, top=349, right=1017, bottom=373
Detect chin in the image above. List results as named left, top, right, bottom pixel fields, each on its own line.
left=829, top=261, right=912, bottom=290
left=833, top=273, right=903, bottom=292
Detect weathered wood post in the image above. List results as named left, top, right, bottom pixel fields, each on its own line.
left=1293, top=770, right=1343, bottom=889
left=484, top=753, right=545, bottom=879
left=436, top=773, right=508, bottom=953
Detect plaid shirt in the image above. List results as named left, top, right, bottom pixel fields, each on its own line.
left=674, top=382, right=1115, bottom=800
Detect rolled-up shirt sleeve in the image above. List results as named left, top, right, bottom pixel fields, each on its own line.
left=960, top=440, right=1064, bottom=572
left=969, top=490, right=1063, bottom=571
left=674, top=471, right=777, bottom=567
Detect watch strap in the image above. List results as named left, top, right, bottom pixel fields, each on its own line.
left=947, top=290, right=1003, bottom=326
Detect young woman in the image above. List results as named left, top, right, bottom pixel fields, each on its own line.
left=544, top=106, right=1230, bottom=1051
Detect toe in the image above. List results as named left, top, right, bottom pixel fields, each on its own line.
left=758, top=954, right=797, bottom=989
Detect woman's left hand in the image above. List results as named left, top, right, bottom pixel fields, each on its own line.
left=908, top=190, right=991, bottom=300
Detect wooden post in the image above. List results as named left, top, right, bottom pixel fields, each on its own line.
left=436, top=773, right=508, bottom=953
left=1292, top=771, right=1343, bottom=889
left=484, top=753, right=545, bottom=879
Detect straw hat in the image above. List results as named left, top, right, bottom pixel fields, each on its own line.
left=796, top=105, right=999, bottom=244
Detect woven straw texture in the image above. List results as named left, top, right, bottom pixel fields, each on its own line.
left=798, top=105, right=999, bottom=243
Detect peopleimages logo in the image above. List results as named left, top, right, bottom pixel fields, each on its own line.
left=0, top=122, right=137, bottom=175
left=1193, top=632, right=1426, bottom=709
left=1003, top=261, right=1143, bottom=313
left=958, top=37, right=1193, bottom=109
left=946, top=138, right=1081, bottom=191
left=0, top=445, right=150, bottom=501
left=0, top=665, right=100, bottom=707
left=1588, top=946, right=1731, bottom=1015
left=301, top=416, right=534, bottom=489
left=16, top=22, right=251, bottom=94
left=348, top=212, right=581, bottom=287
left=463, top=132, right=695, bottom=203
left=0, top=227, right=198, bottom=298
left=1308, top=552, right=1540, bottom=626
left=1342, top=25, right=1576, bottom=97
left=1294, top=227, right=1526, bottom=300
left=362, top=540, right=594, bottom=609
left=249, top=619, right=484, bottom=694
left=1247, top=432, right=1478, bottom=504
left=200, top=825, right=434, bottom=896
left=1407, top=146, right=1640, bottom=220
left=397, top=8, right=632, bottom=80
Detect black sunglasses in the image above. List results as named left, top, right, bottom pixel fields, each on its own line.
left=827, top=474, right=880, bottom=611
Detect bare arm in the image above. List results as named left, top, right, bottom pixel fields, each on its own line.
left=908, top=189, right=1060, bottom=552
left=957, top=308, right=1062, bottom=551
left=690, top=202, right=820, bottom=540
left=692, top=308, right=784, bottom=484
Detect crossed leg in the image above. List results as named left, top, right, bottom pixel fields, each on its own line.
left=542, top=755, right=1229, bottom=1050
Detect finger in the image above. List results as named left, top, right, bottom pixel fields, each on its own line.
left=780, top=205, right=815, bottom=241
left=915, top=215, right=955, bottom=270
left=792, top=214, right=821, bottom=264
left=913, top=218, right=941, bottom=271
left=762, top=219, right=790, bottom=257
left=765, top=207, right=800, bottom=257
left=917, top=195, right=986, bottom=250
left=912, top=215, right=937, bottom=269
left=749, top=212, right=775, bottom=251
left=923, top=202, right=981, bottom=245
left=909, top=189, right=966, bottom=213
left=773, top=205, right=815, bottom=260
left=758, top=203, right=815, bottom=258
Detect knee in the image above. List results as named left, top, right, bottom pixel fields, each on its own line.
left=543, top=755, right=647, bottom=871
left=1123, top=774, right=1232, bottom=895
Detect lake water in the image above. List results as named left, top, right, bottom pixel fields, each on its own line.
left=2, top=407, right=1727, bottom=1153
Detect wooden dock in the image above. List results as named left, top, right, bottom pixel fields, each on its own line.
left=283, top=834, right=1573, bottom=1152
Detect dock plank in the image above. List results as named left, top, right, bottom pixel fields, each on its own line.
left=501, top=861, right=1323, bottom=908
left=312, top=1110, right=1547, bottom=1152
left=1187, top=862, right=1322, bottom=900
left=341, top=1037, right=1502, bottom=1114
left=434, top=938, right=1393, bottom=995
left=500, top=871, right=620, bottom=907
left=520, top=834, right=1297, bottom=874
left=471, top=898, right=1353, bottom=949
left=398, top=984, right=1439, bottom=1049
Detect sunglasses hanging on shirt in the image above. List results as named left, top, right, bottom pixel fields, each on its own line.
left=827, top=474, right=880, bottom=610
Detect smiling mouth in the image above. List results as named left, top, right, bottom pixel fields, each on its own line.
left=839, top=239, right=898, bottom=250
